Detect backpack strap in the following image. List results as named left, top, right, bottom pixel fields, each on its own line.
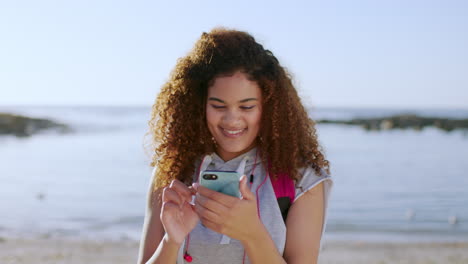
left=270, top=172, right=295, bottom=222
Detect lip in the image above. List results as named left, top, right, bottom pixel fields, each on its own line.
left=219, top=127, right=247, bottom=138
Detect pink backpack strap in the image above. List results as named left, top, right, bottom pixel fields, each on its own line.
left=270, top=171, right=295, bottom=222
left=270, top=172, right=295, bottom=202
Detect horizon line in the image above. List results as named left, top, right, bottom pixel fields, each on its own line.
left=1, top=102, right=468, bottom=111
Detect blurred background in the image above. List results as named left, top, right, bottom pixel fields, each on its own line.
left=1, top=0, right=467, bottom=262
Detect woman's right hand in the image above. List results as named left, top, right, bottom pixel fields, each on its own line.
left=161, top=179, right=199, bottom=246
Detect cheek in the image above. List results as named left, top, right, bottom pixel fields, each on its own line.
left=249, top=110, right=262, bottom=129
left=205, top=108, right=219, bottom=128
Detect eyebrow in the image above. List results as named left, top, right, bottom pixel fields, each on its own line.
left=208, top=97, right=258, bottom=103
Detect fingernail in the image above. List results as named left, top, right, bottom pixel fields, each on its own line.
left=240, top=175, right=246, bottom=182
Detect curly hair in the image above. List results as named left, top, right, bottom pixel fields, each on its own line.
left=148, top=27, right=330, bottom=191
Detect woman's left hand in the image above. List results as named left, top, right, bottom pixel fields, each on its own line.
left=193, top=175, right=262, bottom=242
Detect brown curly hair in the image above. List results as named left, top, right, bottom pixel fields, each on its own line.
left=148, top=27, right=330, bottom=190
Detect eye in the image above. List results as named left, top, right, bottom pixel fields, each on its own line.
left=211, top=105, right=226, bottom=109
left=240, top=106, right=256, bottom=110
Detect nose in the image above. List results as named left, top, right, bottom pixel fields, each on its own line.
left=222, top=109, right=242, bottom=127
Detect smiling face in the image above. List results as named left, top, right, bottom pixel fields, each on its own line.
left=206, top=71, right=263, bottom=161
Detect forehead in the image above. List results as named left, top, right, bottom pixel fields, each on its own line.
left=207, top=71, right=261, bottom=101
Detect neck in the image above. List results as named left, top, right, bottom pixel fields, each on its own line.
left=216, top=144, right=257, bottom=162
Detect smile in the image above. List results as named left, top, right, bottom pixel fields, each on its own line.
left=220, top=127, right=246, bottom=138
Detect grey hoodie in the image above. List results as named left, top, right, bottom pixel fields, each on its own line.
left=176, top=147, right=333, bottom=264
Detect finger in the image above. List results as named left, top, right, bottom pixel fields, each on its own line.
left=161, top=201, right=181, bottom=217
left=195, top=193, right=229, bottom=214
left=162, top=187, right=183, bottom=206
left=239, top=175, right=255, bottom=200
left=195, top=184, right=239, bottom=207
left=187, top=186, right=197, bottom=204
left=188, top=186, right=197, bottom=195
left=199, top=216, right=222, bottom=233
left=194, top=201, right=221, bottom=223
left=169, top=179, right=193, bottom=203
left=183, top=200, right=197, bottom=212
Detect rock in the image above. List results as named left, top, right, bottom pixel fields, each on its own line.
left=37, top=192, right=46, bottom=201
left=380, top=120, right=393, bottom=130
left=317, top=114, right=468, bottom=132
left=0, top=112, right=71, bottom=137
left=448, top=215, right=458, bottom=225
left=405, top=209, right=415, bottom=221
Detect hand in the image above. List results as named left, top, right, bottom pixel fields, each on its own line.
left=193, top=175, right=262, bottom=242
left=161, top=179, right=199, bottom=245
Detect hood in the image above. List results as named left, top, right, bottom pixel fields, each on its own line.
left=199, top=147, right=262, bottom=176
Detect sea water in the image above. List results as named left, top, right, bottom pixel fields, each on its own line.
left=0, top=105, right=467, bottom=242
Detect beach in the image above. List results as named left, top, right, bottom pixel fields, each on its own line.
left=2, top=237, right=468, bottom=264
left=0, top=237, right=138, bottom=264
left=1, top=106, right=467, bottom=263
left=320, top=240, right=468, bottom=264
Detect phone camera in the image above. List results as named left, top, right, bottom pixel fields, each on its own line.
left=203, top=174, right=218, bottom=180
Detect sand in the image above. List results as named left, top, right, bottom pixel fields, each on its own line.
left=319, top=240, right=468, bottom=264
left=1, top=237, right=468, bottom=264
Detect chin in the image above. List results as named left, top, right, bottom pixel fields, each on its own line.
left=217, top=140, right=256, bottom=156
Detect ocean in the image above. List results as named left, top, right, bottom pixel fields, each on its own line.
left=0, top=105, right=467, bottom=242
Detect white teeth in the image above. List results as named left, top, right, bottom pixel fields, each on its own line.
left=224, top=129, right=244, bottom=134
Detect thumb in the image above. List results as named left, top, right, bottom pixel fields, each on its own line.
left=239, top=175, right=255, bottom=200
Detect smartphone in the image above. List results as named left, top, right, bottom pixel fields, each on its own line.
left=199, top=170, right=241, bottom=197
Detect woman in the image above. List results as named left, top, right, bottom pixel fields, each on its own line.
left=138, top=27, right=333, bottom=264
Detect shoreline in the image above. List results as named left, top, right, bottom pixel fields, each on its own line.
left=3, top=229, right=468, bottom=245
left=1, top=237, right=468, bottom=264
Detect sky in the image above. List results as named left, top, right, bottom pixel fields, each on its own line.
left=1, top=0, right=467, bottom=109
